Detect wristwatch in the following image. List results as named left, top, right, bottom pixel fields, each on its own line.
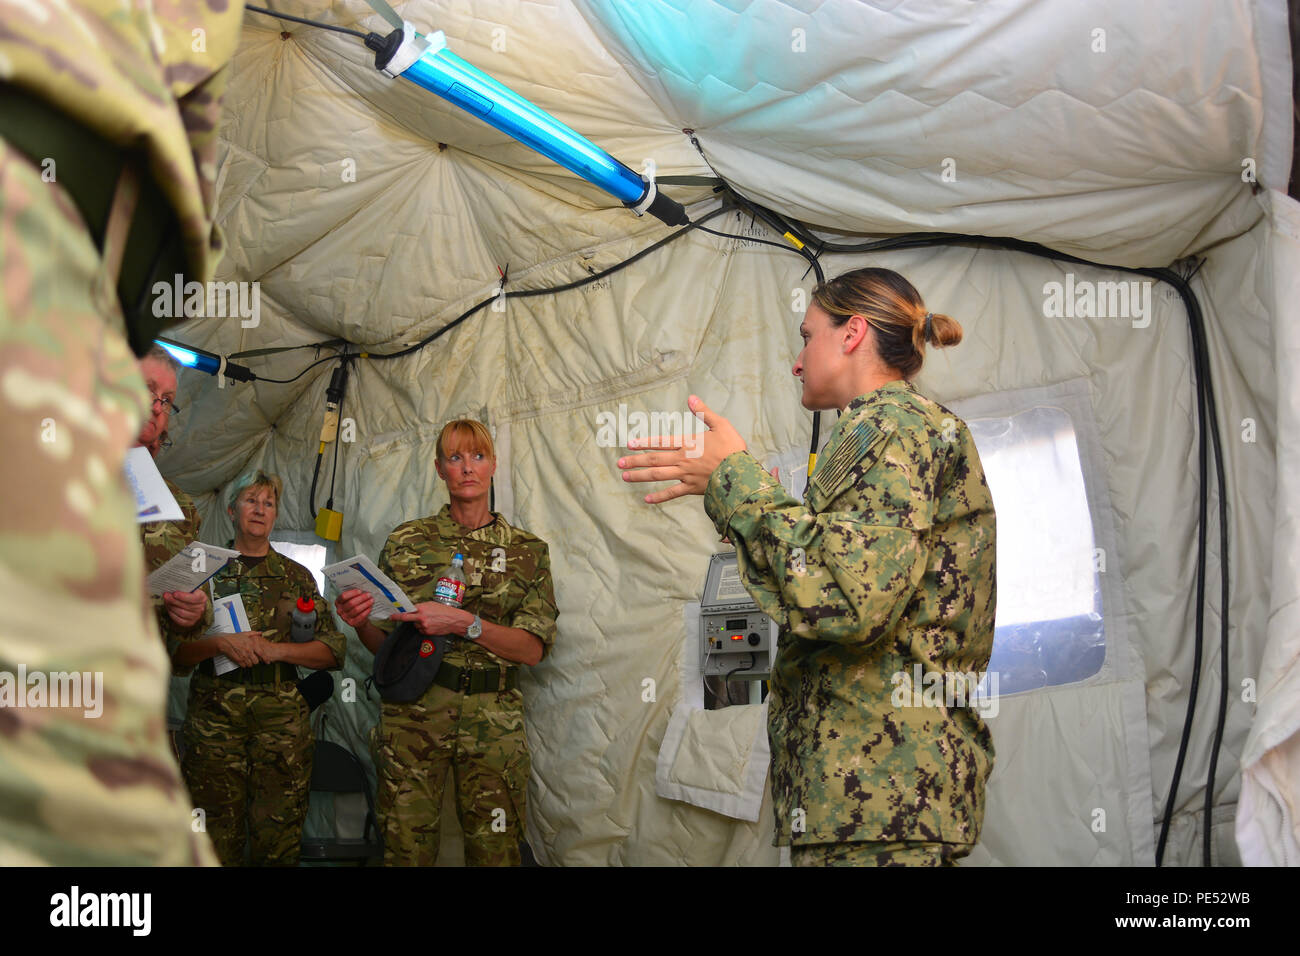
left=466, top=614, right=483, bottom=641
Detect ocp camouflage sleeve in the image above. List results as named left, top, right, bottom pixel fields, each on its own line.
left=0, top=0, right=247, bottom=283
left=0, top=0, right=243, bottom=867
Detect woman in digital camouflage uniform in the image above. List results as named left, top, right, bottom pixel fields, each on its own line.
left=173, top=470, right=346, bottom=866
left=619, top=268, right=998, bottom=867
left=337, top=420, right=558, bottom=866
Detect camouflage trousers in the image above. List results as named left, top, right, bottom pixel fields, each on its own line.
left=182, top=678, right=313, bottom=866
left=0, top=140, right=214, bottom=866
left=791, top=840, right=972, bottom=867
left=374, top=683, right=530, bottom=866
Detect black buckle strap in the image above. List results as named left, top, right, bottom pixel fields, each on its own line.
left=200, top=659, right=297, bottom=685
left=434, top=662, right=519, bottom=695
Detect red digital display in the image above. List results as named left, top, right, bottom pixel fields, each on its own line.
left=730, top=634, right=744, bottom=641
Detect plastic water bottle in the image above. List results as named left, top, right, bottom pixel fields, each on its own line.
left=291, top=596, right=316, bottom=642
left=434, top=553, right=467, bottom=608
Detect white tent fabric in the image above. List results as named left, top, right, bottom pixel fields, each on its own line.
left=162, top=0, right=1299, bottom=864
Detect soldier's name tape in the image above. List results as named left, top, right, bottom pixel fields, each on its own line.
left=0, top=666, right=103, bottom=718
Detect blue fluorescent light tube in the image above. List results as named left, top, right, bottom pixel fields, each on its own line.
left=156, top=340, right=218, bottom=375
left=366, top=22, right=688, bottom=226
left=154, top=338, right=255, bottom=382
left=404, top=48, right=647, bottom=202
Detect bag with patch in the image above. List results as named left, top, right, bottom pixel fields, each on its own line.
left=373, top=622, right=447, bottom=702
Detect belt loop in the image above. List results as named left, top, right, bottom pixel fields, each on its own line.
left=101, top=160, right=140, bottom=288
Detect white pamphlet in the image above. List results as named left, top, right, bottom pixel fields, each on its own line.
left=205, top=593, right=251, bottom=677
left=147, top=542, right=240, bottom=597
left=323, top=554, right=415, bottom=620
left=125, top=446, right=184, bottom=523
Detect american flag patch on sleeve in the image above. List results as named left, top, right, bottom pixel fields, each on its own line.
left=810, top=420, right=884, bottom=501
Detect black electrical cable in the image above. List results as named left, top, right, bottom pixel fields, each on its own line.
left=254, top=352, right=342, bottom=384
left=326, top=360, right=346, bottom=510
left=308, top=443, right=323, bottom=520
left=1146, top=263, right=1228, bottom=867
left=366, top=204, right=732, bottom=361
left=695, top=223, right=825, bottom=284
left=244, top=4, right=368, bottom=39
left=248, top=205, right=733, bottom=382
left=751, top=206, right=1227, bottom=866
left=238, top=207, right=734, bottom=374
left=722, top=654, right=758, bottom=707
left=228, top=338, right=349, bottom=361
left=308, top=354, right=353, bottom=521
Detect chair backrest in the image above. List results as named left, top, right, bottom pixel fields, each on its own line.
left=311, top=740, right=371, bottom=797
left=304, top=739, right=383, bottom=859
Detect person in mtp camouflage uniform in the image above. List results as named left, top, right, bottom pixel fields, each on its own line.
left=136, top=345, right=213, bottom=650
left=135, top=344, right=212, bottom=738
left=619, top=268, right=997, bottom=867
left=0, top=0, right=243, bottom=865
left=338, top=420, right=559, bottom=866
left=172, top=470, right=346, bottom=866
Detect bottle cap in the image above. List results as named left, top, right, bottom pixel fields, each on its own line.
left=296, top=596, right=315, bottom=613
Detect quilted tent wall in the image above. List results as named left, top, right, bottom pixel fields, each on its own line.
left=161, top=0, right=1299, bottom=864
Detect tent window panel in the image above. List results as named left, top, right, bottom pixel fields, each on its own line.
left=965, top=405, right=1105, bottom=695
left=271, top=536, right=332, bottom=595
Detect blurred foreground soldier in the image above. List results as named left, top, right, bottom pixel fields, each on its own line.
left=0, top=1, right=243, bottom=864
left=619, top=268, right=997, bottom=867
left=338, top=420, right=558, bottom=866
left=173, top=471, right=346, bottom=866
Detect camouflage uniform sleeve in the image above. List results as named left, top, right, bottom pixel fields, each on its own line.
left=146, top=484, right=212, bottom=674
left=507, top=541, right=559, bottom=658
left=703, top=436, right=932, bottom=646
left=373, top=535, right=401, bottom=637
left=158, top=595, right=212, bottom=678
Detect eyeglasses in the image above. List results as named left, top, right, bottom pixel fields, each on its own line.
left=149, top=392, right=182, bottom=418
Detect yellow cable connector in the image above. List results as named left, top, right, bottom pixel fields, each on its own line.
left=316, top=508, right=343, bottom=541
left=783, top=232, right=805, bottom=250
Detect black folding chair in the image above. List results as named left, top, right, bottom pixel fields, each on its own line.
left=300, top=740, right=384, bottom=865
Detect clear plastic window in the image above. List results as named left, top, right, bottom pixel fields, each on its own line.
left=270, top=537, right=330, bottom=594
left=965, top=405, right=1105, bottom=695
